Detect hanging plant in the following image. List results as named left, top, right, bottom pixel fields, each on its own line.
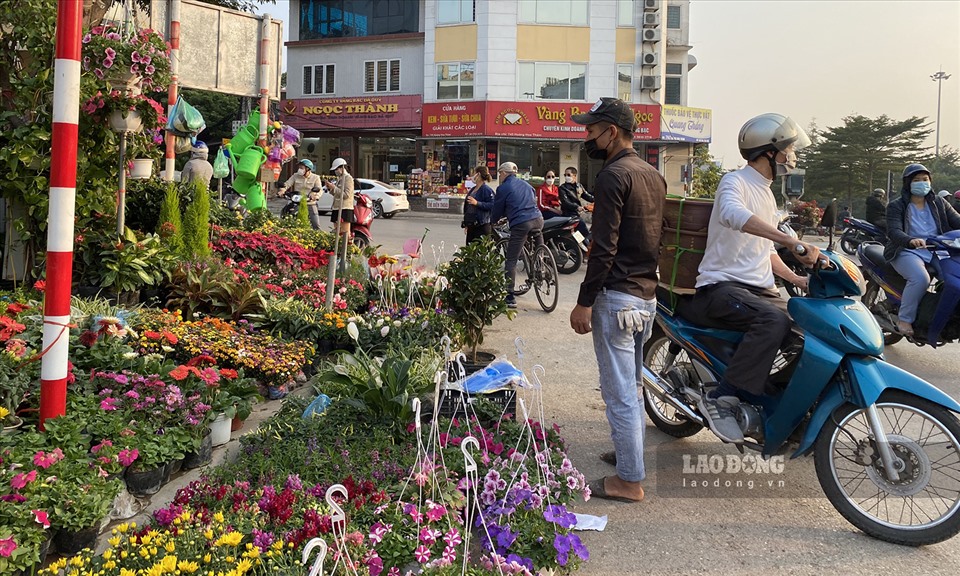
left=81, top=24, right=171, bottom=92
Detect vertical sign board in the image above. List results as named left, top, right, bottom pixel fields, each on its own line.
left=646, top=146, right=660, bottom=170
left=485, top=140, right=499, bottom=171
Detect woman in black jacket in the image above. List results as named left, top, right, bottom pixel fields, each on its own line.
left=884, top=163, right=960, bottom=336
left=557, top=166, right=593, bottom=241
left=462, top=165, right=496, bottom=244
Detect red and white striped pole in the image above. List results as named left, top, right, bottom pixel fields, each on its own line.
left=163, top=0, right=181, bottom=181
left=258, top=15, right=271, bottom=145
left=40, top=0, right=83, bottom=426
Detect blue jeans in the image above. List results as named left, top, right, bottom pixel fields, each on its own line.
left=504, top=217, right=544, bottom=299
left=591, top=289, right=657, bottom=482
left=891, top=250, right=931, bottom=324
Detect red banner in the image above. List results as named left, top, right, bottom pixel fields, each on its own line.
left=421, top=101, right=660, bottom=140
left=281, top=95, right=422, bottom=130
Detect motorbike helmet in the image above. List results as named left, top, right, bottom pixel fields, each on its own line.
left=298, top=159, right=315, bottom=172
left=738, top=113, right=811, bottom=161
left=872, top=188, right=885, bottom=198
left=939, top=190, right=951, bottom=199
left=330, top=157, right=348, bottom=171
left=902, top=163, right=930, bottom=185
left=190, top=141, right=208, bottom=159
left=955, top=190, right=960, bottom=200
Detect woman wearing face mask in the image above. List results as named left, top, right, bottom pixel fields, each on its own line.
left=462, top=165, right=496, bottom=243
left=536, top=171, right=562, bottom=219
left=279, top=159, right=324, bottom=229
left=558, top=166, right=594, bottom=241
left=884, top=163, right=960, bottom=336
left=324, top=158, right=355, bottom=238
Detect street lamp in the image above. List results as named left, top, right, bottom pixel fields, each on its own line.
left=931, top=68, right=952, bottom=159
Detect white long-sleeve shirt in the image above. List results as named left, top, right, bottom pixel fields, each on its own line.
left=696, top=166, right=778, bottom=289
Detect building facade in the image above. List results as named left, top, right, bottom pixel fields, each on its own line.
left=282, top=0, right=710, bottom=193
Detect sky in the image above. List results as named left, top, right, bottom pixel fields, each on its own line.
left=259, top=0, right=960, bottom=169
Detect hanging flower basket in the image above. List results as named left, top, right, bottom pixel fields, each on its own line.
left=129, top=158, right=153, bottom=179
left=109, top=108, right=143, bottom=133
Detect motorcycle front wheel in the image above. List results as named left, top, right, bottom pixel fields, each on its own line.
left=280, top=203, right=298, bottom=218
left=550, top=236, right=582, bottom=274
left=641, top=326, right=703, bottom=438
left=840, top=230, right=859, bottom=255
left=814, top=391, right=960, bottom=546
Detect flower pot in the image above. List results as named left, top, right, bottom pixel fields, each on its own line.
left=209, top=412, right=232, bottom=446
left=124, top=464, right=166, bottom=496
left=1, top=415, right=23, bottom=435
left=53, top=525, right=100, bottom=555
left=168, top=457, right=184, bottom=475
left=38, top=533, right=53, bottom=565
left=129, top=158, right=153, bottom=179
left=109, top=109, right=143, bottom=133
left=231, top=415, right=244, bottom=432
left=183, top=433, right=213, bottom=469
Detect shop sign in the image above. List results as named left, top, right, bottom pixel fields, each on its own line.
left=483, top=101, right=660, bottom=141
left=660, top=105, right=712, bottom=143
left=281, top=95, right=422, bottom=130
left=421, top=102, right=486, bottom=137
left=426, top=198, right=450, bottom=209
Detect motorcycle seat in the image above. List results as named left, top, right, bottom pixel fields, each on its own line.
left=861, top=243, right=887, bottom=269
left=542, top=216, right=578, bottom=231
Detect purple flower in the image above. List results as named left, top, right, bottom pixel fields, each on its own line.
left=82, top=34, right=91, bottom=44
left=104, top=47, right=116, bottom=58
left=103, top=57, right=114, bottom=69
left=495, top=526, right=517, bottom=550
left=106, top=32, right=121, bottom=41
left=252, top=529, right=274, bottom=552
left=544, top=504, right=576, bottom=529
left=284, top=474, right=303, bottom=491
left=131, top=50, right=141, bottom=63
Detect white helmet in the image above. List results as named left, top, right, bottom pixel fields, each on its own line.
left=738, top=113, right=811, bottom=161
left=330, top=157, right=348, bottom=171
left=938, top=190, right=951, bottom=199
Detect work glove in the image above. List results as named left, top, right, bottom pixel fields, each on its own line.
left=617, top=308, right=652, bottom=333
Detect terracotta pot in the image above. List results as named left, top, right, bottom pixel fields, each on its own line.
left=231, top=415, right=244, bottom=432
left=53, top=525, right=99, bottom=555
left=124, top=464, right=165, bottom=496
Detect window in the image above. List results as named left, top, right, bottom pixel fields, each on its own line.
left=665, top=63, right=683, bottom=75
left=617, top=0, right=633, bottom=26
left=518, top=62, right=586, bottom=100
left=519, top=0, right=588, bottom=25
left=664, top=77, right=681, bottom=105
left=298, top=0, right=419, bottom=41
left=617, top=64, right=632, bottom=102
left=437, top=62, right=475, bottom=99
left=438, top=0, right=473, bottom=24
left=667, top=5, right=681, bottom=28
left=364, top=59, right=400, bottom=93
left=302, top=64, right=335, bottom=95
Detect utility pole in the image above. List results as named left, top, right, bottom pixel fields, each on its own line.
left=931, top=68, right=952, bottom=159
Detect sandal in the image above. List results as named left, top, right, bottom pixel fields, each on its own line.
left=587, top=477, right=644, bottom=503
left=896, top=321, right=914, bottom=337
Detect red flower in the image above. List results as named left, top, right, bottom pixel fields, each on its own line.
left=4, top=303, right=28, bottom=315
left=79, top=330, right=100, bottom=347
left=33, top=280, right=45, bottom=292
left=144, top=330, right=162, bottom=340
left=162, top=330, right=178, bottom=345
left=220, top=368, right=238, bottom=379
left=168, top=365, right=194, bottom=381
left=186, top=354, right=217, bottom=367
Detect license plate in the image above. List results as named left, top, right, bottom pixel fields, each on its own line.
left=573, top=231, right=585, bottom=243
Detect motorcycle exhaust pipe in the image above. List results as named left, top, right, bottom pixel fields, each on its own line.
left=641, top=366, right=705, bottom=426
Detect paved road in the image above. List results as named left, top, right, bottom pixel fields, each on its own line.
left=375, top=215, right=960, bottom=574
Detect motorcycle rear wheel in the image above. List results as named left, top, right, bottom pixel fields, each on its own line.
left=814, top=391, right=960, bottom=546
left=641, top=326, right=703, bottom=438
left=840, top=230, right=859, bottom=255
left=550, top=236, right=582, bottom=274
left=862, top=281, right=903, bottom=345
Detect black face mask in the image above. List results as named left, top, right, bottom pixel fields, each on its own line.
left=584, top=127, right=611, bottom=160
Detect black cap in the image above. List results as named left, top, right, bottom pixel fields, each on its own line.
left=572, top=97, right=637, bottom=133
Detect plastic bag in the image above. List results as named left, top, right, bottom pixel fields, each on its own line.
left=458, top=359, right=526, bottom=394
left=302, top=393, right=332, bottom=419
left=174, top=135, right=194, bottom=154
left=213, top=148, right=230, bottom=178
left=166, top=96, right=206, bottom=136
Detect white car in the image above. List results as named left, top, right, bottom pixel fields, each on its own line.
left=317, top=178, right=410, bottom=219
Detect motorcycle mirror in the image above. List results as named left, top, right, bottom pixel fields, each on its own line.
left=821, top=200, right=838, bottom=229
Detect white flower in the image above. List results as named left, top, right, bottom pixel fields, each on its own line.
left=123, top=352, right=138, bottom=359
left=381, top=326, right=390, bottom=337
left=161, top=345, right=175, bottom=353
left=393, top=320, right=401, bottom=327
left=347, top=322, right=360, bottom=341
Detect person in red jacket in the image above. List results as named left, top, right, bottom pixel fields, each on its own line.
left=536, top=171, right=562, bottom=219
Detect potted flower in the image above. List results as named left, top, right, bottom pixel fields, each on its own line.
left=82, top=90, right=166, bottom=134
left=82, top=25, right=171, bottom=92
left=0, top=506, right=52, bottom=576
left=44, top=462, right=123, bottom=554
left=438, top=236, right=515, bottom=365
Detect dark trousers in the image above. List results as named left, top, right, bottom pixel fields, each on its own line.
left=465, top=223, right=491, bottom=244
left=687, top=281, right=791, bottom=396
left=504, top=217, right=543, bottom=296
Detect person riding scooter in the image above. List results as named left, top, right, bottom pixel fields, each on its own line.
left=685, top=113, right=821, bottom=443
left=279, top=159, right=323, bottom=229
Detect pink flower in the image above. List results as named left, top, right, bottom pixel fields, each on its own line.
left=118, top=448, right=139, bottom=467
left=81, top=33, right=91, bottom=44
left=425, top=501, right=446, bottom=522
left=100, top=397, right=119, bottom=411
left=11, top=469, right=37, bottom=490
left=418, top=527, right=440, bottom=545
left=442, top=545, right=456, bottom=563
left=443, top=528, right=462, bottom=547
left=103, top=57, right=114, bottom=69
left=94, top=68, right=105, bottom=79
left=131, top=50, right=141, bottom=63
left=414, top=545, right=431, bottom=563
left=0, top=536, right=16, bottom=557
left=105, top=32, right=120, bottom=41
left=145, top=64, right=155, bottom=75
left=104, top=47, right=116, bottom=58
left=199, top=367, right=219, bottom=385
left=92, top=439, right=113, bottom=453
left=368, top=522, right=389, bottom=545
left=32, top=448, right=64, bottom=469
left=32, top=509, right=50, bottom=529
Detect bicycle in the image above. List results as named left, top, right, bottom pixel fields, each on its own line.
left=494, top=227, right=560, bottom=313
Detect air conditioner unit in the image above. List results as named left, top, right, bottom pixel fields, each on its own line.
left=642, top=28, right=660, bottom=42
left=643, top=0, right=659, bottom=11
left=640, top=76, right=661, bottom=90
left=643, top=13, right=660, bottom=27
left=641, top=52, right=658, bottom=67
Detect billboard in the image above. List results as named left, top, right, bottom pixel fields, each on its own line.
left=281, top=95, right=423, bottom=130
left=421, top=101, right=660, bottom=140
left=149, top=0, right=283, bottom=99
left=660, top=105, right=712, bottom=143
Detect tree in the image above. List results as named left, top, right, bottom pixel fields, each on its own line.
left=803, top=114, right=933, bottom=215
left=180, top=88, right=242, bottom=149
left=690, top=144, right=726, bottom=198
left=926, top=146, right=960, bottom=195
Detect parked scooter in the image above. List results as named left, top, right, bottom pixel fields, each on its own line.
left=643, top=209, right=960, bottom=546
left=493, top=216, right=587, bottom=274
left=350, top=192, right=374, bottom=248
left=858, top=230, right=960, bottom=347
left=840, top=216, right=887, bottom=255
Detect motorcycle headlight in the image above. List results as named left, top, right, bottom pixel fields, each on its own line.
left=836, top=253, right=863, bottom=287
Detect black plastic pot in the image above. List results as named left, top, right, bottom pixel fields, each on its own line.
left=53, top=525, right=99, bottom=555
left=183, top=433, right=213, bottom=470
left=124, top=464, right=166, bottom=496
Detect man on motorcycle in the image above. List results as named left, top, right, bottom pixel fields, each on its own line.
left=688, top=113, right=821, bottom=443
left=279, top=159, right=323, bottom=229
left=558, top=167, right=593, bottom=243
left=865, top=188, right=887, bottom=231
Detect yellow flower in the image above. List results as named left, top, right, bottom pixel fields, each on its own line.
left=165, top=540, right=176, bottom=553
left=213, top=511, right=225, bottom=524
left=235, top=558, right=253, bottom=573
left=0, top=407, right=9, bottom=419
left=103, top=549, right=114, bottom=561
left=178, top=560, right=200, bottom=573
left=203, top=553, right=212, bottom=563
left=160, top=555, right=178, bottom=572
left=214, top=531, right=244, bottom=547
left=108, top=536, right=121, bottom=547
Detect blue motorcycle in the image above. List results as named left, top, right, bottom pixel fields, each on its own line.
left=840, top=216, right=887, bottom=255
left=641, top=248, right=960, bottom=545
left=858, top=230, right=960, bottom=347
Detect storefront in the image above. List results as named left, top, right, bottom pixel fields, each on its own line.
left=420, top=100, right=662, bottom=193
left=659, top=104, right=713, bottom=193
left=280, top=95, right=422, bottom=184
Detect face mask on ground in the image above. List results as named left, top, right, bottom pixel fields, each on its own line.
left=911, top=181, right=931, bottom=196
left=546, top=178, right=555, bottom=185
left=564, top=176, right=574, bottom=184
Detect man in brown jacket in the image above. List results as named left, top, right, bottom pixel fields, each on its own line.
left=570, top=98, right=665, bottom=503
